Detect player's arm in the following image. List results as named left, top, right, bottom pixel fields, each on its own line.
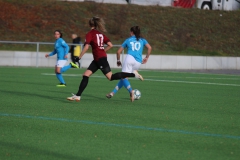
left=104, top=41, right=113, bottom=52
left=142, top=43, right=152, bottom=64
left=117, top=39, right=128, bottom=66
left=77, top=33, right=91, bottom=61
left=62, top=40, right=69, bottom=58
left=45, top=49, right=56, bottom=58
left=79, top=44, right=89, bottom=59
left=116, top=47, right=124, bottom=66
left=116, top=40, right=127, bottom=66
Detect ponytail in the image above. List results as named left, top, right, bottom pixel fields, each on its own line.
left=130, top=26, right=141, bottom=41
left=89, top=16, right=107, bottom=33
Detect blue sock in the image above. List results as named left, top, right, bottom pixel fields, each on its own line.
left=56, top=73, right=65, bottom=84
left=122, top=78, right=132, bottom=93
left=112, top=79, right=124, bottom=94
left=61, top=64, right=71, bottom=73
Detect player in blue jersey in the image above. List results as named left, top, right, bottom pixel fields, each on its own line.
left=66, top=17, right=144, bottom=102
left=45, top=30, right=79, bottom=87
left=106, top=26, right=152, bottom=102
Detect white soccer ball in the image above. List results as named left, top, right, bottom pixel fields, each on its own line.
left=133, top=89, right=141, bottom=100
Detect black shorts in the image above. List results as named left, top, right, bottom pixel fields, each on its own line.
left=87, top=57, right=111, bottom=75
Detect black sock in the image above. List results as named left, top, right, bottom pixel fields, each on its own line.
left=76, top=76, right=89, bottom=96
left=110, top=72, right=135, bottom=81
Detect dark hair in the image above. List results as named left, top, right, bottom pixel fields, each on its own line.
left=54, top=30, right=63, bottom=38
left=89, top=16, right=107, bottom=32
left=130, top=26, right=141, bottom=41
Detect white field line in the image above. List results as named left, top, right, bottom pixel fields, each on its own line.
left=138, top=70, right=240, bottom=77
left=144, top=75, right=240, bottom=80
left=41, top=73, right=240, bottom=87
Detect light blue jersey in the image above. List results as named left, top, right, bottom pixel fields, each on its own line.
left=49, top=38, right=69, bottom=60
left=122, top=36, right=148, bottom=63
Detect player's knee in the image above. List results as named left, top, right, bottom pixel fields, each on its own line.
left=82, top=75, right=89, bottom=81
left=55, top=70, right=61, bottom=74
left=82, top=75, right=90, bottom=79
left=55, top=68, right=61, bottom=74
left=83, top=74, right=90, bottom=77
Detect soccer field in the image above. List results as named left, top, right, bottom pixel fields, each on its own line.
left=0, top=67, right=240, bottom=160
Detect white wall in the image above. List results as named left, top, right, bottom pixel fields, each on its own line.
left=0, top=51, right=239, bottom=70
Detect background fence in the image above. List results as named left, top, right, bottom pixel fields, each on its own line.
left=0, top=41, right=123, bottom=68
left=0, top=41, right=240, bottom=70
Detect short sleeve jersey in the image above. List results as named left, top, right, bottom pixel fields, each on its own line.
left=84, top=29, right=110, bottom=61
left=122, top=36, right=148, bottom=63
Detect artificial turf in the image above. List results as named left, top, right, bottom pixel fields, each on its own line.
left=0, top=67, right=239, bottom=160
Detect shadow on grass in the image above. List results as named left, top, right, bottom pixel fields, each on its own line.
left=0, top=141, right=89, bottom=160
left=0, top=79, right=52, bottom=86
left=0, top=89, right=71, bottom=104
left=39, top=90, right=134, bottom=103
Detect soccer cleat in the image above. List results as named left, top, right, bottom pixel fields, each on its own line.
left=56, top=83, right=66, bottom=87
left=130, top=90, right=135, bottom=102
left=106, top=92, right=114, bottom=99
left=70, top=62, right=79, bottom=68
left=67, top=93, right=80, bottom=101
left=133, top=70, right=143, bottom=81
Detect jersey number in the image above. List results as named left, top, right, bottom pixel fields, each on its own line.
left=130, top=42, right=141, bottom=51
left=96, top=34, right=104, bottom=49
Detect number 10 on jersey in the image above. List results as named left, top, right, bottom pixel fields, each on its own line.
left=130, top=41, right=141, bottom=51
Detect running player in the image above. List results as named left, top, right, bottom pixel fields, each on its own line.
left=106, top=26, right=152, bottom=102
left=45, top=30, right=79, bottom=87
left=67, top=17, right=143, bottom=101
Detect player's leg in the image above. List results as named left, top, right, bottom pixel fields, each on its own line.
left=128, top=59, right=142, bottom=102
left=106, top=55, right=137, bottom=99
left=107, top=55, right=134, bottom=98
left=106, top=79, right=124, bottom=99
left=67, top=61, right=98, bottom=101
left=74, top=56, right=81, bottom=68
left=104, top=67, right=143, bottom=81
left=76, top=69, right=92, bottom=96
left=122, top=78, right=132, bottom=93
left=61, top=62, right=78, bottom=73
left=55, top=60, right=67, bottom=87
left=96, top=57, right=137, bottom=81
left=121, top=55, right=136, bottom=102
left=71, top=52, right=75, bottom=63
left=121, top=55, right=133, bottom=94
left=108, top=66, right=143, bottom=81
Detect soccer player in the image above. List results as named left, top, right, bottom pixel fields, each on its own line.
left=45, top=30, right=79, bottom=87
left=106, top=26, right=152, bottom=102
left=67, top=17, right=143, bottom=101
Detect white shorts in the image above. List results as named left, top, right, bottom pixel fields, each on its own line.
left=122, top=54, right=141, bottom=73
left=56, top=60, right=67, bottom=68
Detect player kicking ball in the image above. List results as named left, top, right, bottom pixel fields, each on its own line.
left=67, top=17, right=143, bottom=101
left=106, top=26, right=152, bottom=102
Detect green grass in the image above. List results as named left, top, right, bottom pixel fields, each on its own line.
left=0, top=67, right=240, bottom=160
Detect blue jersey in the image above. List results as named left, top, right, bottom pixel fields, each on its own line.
left=121, top=36, right=148, bottom=63
left=49, top=38, right=69, bottom=60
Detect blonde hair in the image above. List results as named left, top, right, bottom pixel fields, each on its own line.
left=89, top=16, right=107, bottom=33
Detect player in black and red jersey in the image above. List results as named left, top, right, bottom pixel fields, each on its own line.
left=67, top=16, right=143, bottom=101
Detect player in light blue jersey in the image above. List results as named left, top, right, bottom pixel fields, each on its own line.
left=45, top=30, right=79, bottom=87
left=106, top=26, right=152, bottom=102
